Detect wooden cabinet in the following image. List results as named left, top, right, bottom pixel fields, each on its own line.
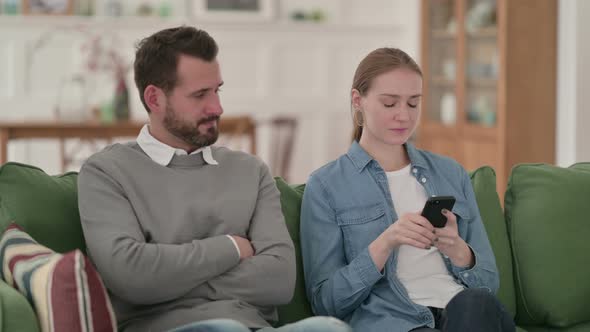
left=417, top=0, right=557, bottom=197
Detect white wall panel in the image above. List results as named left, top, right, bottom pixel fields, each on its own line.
left=217, top=45, right=261, bottom=100
left=0, top=1, right=420, bottom=182
left=275, top=46, right=324, bottom=98
left=0, top=42, right=15, bottom=99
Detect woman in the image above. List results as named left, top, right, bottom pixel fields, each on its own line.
left=300, top=48, right=514, bottom=332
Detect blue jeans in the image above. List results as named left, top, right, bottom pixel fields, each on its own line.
left=411, top=288, right=516, bottom=332
left=169, top=319, right=251, bottom=332
left=169, top=317, right=352, bottom=332
left=257, top=317, right=352, bottom=332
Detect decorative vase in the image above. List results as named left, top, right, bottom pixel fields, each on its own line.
left=440, top=93, right=457, bottom=125
left=54, top=74, right=88, bottom=122
left=113, top=75, right=129, bottom=122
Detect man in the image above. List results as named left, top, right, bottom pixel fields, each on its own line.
left=77, top=26, right=350, bottom=332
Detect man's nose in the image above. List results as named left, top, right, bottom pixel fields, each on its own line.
left=206, top=96, right=223, bottom=116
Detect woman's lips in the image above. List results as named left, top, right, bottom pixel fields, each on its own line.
left=390, top=128, right=408, bottom=134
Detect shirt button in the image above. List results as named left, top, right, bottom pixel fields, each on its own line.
left=412, top=168, right=418, bottom=174
left=421, top=177, right=427, bottom=183
left=463, top=272, right=470, bottom=278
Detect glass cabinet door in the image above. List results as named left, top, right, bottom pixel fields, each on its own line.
left=425, top=0, right=457, bottom=126
left=464, top=0, right=498, bottom=127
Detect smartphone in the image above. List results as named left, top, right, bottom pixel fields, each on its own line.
left=421, top=196, right=456, bottom=228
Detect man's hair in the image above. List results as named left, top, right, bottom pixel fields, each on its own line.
left=134, top=26, right=218, bottom=113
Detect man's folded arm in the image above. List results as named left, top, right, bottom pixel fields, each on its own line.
left=208, top=162, right=296, bottom=306
left=78, top=160, right=241, bottom=305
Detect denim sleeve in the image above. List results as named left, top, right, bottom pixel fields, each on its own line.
left=450, top=168, right=500, bottom=293
left=300, top=175, right=384, bottom=319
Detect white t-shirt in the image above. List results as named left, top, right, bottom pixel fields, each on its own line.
left=387, top=164, right=464, bottom=308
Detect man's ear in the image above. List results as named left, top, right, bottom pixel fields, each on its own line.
left=144, top=85, right=166, bottom=114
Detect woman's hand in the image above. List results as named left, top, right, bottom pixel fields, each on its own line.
left=382, top=213, right=437, bottom=250
left=369, top=213, right=436, bottom=271
left=433, top=209, right=474, bottom=268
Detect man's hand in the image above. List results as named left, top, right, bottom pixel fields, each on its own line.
left=231, top=236, right=254, bottom=259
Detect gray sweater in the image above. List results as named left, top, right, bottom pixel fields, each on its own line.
left=77, top=142, right=295, bottom=331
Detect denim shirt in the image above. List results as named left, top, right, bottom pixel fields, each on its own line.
left=300, top=141, right=499, bottom=332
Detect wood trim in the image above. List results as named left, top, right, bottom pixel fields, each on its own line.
left=420, top=0, right=431, bottom=130
left=495, top=0, right=508, bottom=199
left=462, top=123, right=498, bottom=142
left=0, top=117, right=254, bottom=139
left=419, top=0, right=556, bottom=201
left=0, top=128, right=8, bottom=164
left=421, top=122, right=460, bottom=140
left=0, top=122, right=144, bottom=139
left=504, top=0, right=557, bottom=168
left=0, top=116, right=257, bottom=164
left=456, top=0, right=467, bottom=136
left=22, top=0, right=75, bottom=15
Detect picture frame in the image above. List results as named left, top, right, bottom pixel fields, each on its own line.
left=191, top=0, right=275, bottom=22
left=22, top=0, right=74, bottom=15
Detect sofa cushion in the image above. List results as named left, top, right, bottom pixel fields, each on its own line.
left=275, top=170, right=516, bottom=325
left=469, top=166, right=516, bottom=317
left=0, top=223, right=116, bottom=332
left=0, top=279, right=40, bottom=332
left=0, top=199, right=40, bottom=332
left=0, top=162, right=84, bottom=253
left=521, top=322, right=590, bottom=332
left=505, top=163, right=590, bottom=327
left=274, top=178, right=313, bottom=325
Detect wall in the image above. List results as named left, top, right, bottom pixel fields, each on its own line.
left=0, top=0, right=421, bottom=182
left=3, top=0, right=588, bottom=175
left=575, top=0, right=590, bottom=162
left=557, top=0, right=590, bottom=166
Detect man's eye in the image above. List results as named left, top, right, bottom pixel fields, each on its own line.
left=408, top=103, right=418, bottom=108
left=384, top=103, right=395, bottom=108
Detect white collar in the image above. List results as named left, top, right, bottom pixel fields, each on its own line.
left=136, top=124, right=218, bottom=166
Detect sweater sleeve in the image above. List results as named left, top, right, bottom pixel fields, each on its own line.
left=77, top=158, right=240, bottom=305
left=207, top=161, right=296, bottom=306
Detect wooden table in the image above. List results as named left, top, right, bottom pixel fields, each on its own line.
left=0, top=117, right=257, bottom=169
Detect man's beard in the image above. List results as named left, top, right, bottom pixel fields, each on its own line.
left=163, top=104, right=219, bottom=149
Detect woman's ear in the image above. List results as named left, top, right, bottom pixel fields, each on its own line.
left=351, top=89, right=362, bottom=110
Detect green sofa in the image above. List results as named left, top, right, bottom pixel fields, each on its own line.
left=1, top=161, right=589, bottom=331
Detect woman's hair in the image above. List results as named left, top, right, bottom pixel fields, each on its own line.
left=351, top=48, right=422, bottom=142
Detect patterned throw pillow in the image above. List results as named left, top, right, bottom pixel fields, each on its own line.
left=0, top=223, right=116, bottom=332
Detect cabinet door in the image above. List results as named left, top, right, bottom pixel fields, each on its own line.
left=462, top=138, right=504, bottom=195
left=464, top=0, right=498, bottom=129
left=423, top=0, right=458, bottom=127
left=462, top=139, right=499, bottom=172
left=419, top=136, right=462, bottom=163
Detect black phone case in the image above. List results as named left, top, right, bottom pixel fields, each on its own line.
left=421, top=196, right=456, bottom=228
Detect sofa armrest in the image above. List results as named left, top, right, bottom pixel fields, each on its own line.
left=0, top=280, right=39, bottom=332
